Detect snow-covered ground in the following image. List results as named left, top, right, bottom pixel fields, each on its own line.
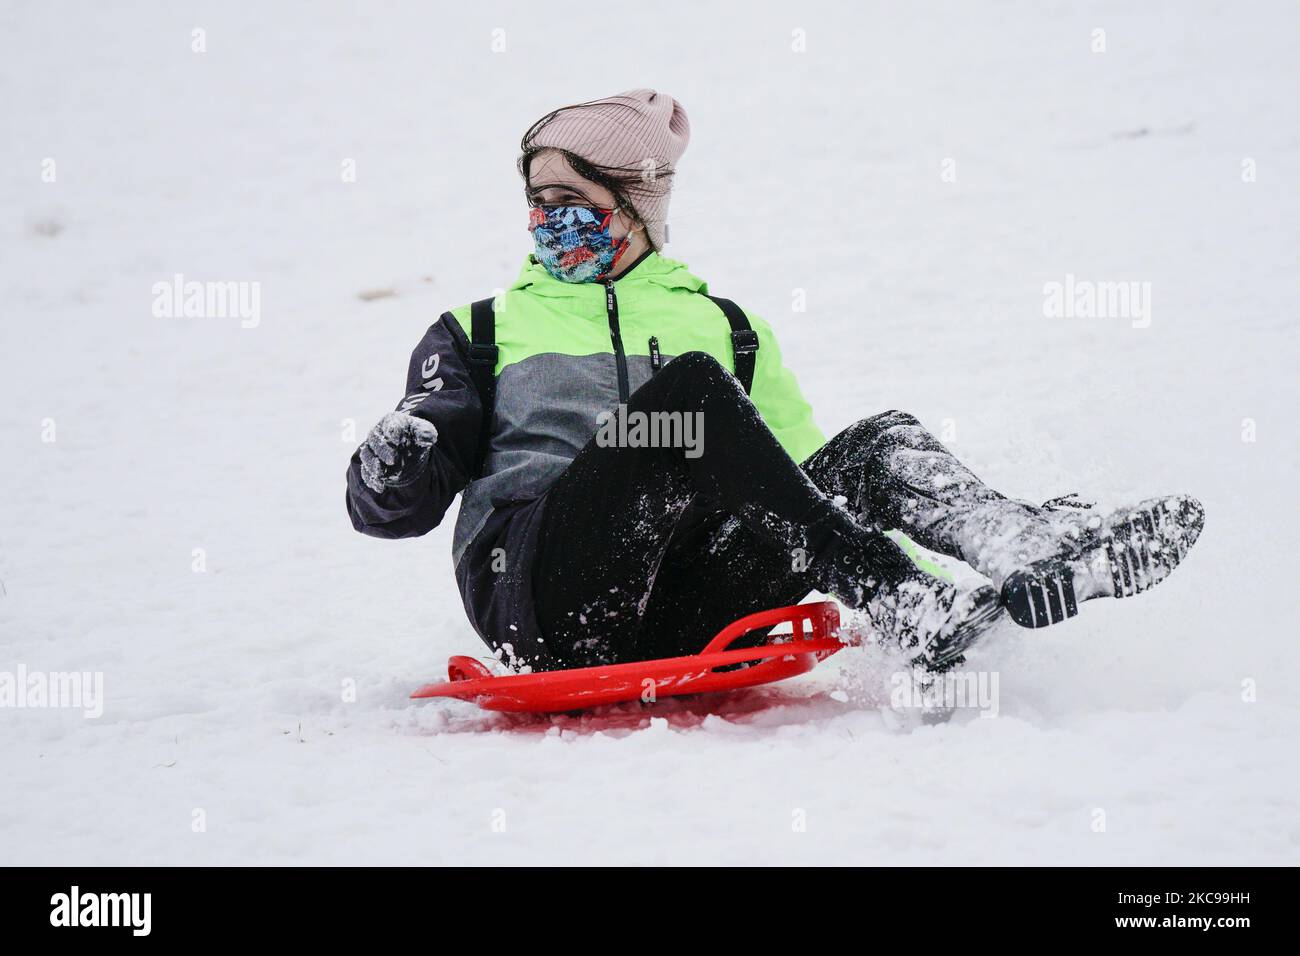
left=2, top=0, right=1298, bottom=865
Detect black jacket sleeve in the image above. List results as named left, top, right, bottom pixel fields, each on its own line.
left=346, top=312, right=483, bottom=539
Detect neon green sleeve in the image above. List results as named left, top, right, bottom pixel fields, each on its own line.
left=748, top=313, right=827, bottom=463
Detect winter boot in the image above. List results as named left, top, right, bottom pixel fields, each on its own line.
left=999, top=494, right=1205, bottom=629
left=808, top=506, right=1004, bottom=671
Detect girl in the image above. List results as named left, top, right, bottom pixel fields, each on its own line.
left=346, top=89, right=1204, bottom=674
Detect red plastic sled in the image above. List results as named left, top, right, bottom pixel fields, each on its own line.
left=411, top=601, right=843, bottom=713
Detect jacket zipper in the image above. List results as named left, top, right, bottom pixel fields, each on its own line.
left=648, top=336, right=662, bottom=375
left=604, top=279, right=630, bottom=403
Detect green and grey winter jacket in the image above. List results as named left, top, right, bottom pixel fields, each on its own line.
left=346, top=250, right=825, bottom=646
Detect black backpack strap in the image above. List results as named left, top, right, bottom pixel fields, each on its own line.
left=704, top=295, right=759, bottom=394
left=468, top=297, right=499, bottom=475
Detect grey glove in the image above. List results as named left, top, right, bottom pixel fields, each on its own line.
left=359, top=411, right=439, bottom=494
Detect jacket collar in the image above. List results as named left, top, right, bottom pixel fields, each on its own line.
left=509, top=250, right=707, bottom=298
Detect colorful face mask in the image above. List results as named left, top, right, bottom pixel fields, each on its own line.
left=529, top=205, right=629, bottom=283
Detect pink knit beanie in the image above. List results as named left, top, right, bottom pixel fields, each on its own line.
left=525, top=89, right=691, bottom=249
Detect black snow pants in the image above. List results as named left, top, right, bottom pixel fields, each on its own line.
left=533, top=351, right=1023, bottom=668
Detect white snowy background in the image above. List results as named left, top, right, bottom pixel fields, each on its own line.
left=2, top=0, right=1297, bottom=865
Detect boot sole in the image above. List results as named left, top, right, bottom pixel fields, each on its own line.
left=916, top=586, right=1005, bottom=671
left=1001, top=495, right=1205, bottom=629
